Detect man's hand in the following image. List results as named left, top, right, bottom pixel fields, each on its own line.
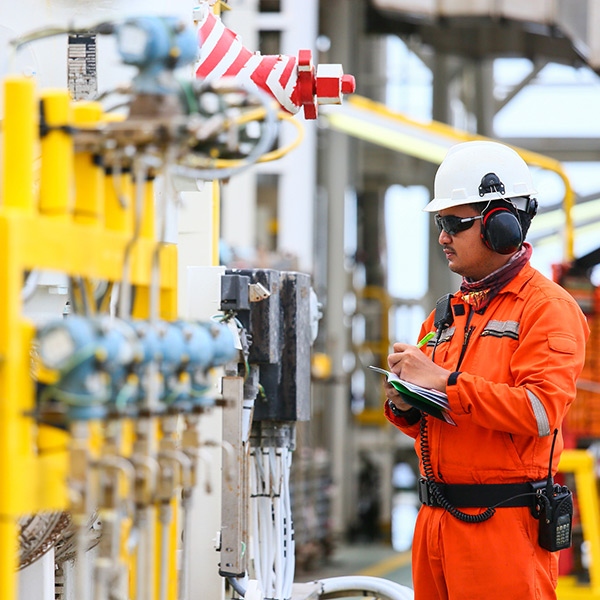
left=387, top=342, right=450, bottom=393
left=384, top=381, right=413, bottom=412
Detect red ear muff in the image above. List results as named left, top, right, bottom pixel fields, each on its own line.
left=480, top=206, right=523, bottom=255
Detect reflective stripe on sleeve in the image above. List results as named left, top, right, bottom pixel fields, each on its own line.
left=526, top=389, right=551, bottom=437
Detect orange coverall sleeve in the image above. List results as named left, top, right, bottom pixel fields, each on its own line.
left=446, top=295, right=589, bottom=437
left=384, top=400, right=421, bottom=438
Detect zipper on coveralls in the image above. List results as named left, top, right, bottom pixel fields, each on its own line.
left=456, top=306, right=474, bottom=371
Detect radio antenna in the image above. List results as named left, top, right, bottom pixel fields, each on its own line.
left=546, top=428, right=559, bottom=499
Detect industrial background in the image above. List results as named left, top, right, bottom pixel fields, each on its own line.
left=1, top=0, right=600, bottom=599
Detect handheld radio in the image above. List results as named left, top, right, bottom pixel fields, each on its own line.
left=531, top=429, right=573, bottom=552
left=434, top=293, right=454, bottom=331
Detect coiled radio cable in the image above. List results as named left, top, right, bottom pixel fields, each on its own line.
left=419, top=413, right=496, bottom=523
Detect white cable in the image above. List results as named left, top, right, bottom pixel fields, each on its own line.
left=249, top=452, right=263, bottom=587
left=318, top=576, right=414, bottom=600
left=258, top=451, right=269, bottom=592
left=261, top=449, right=272, bottom=595
left=280, top=448, right=294, bottom=599
left=273, top=449, right=283, bottom=600
left=249, top=445, right=297, bottom=600
left=281, top=449, right=290, bottom=600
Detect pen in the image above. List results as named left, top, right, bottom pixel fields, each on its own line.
left=417, top=331, right=435, bottom=348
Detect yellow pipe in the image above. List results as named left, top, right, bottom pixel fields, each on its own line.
left=132, top=178, right=156, bottom=319
left=141, top=177, right=156, bottom=240
left=0, top=521, right=17, bottom=599
left=557, top=170, right=575, bottom=261
left=0, top=219, right=30, bottom=600
left=1, top=76, right=36, bottom=213
left=346, top=95, right=577, bottom=261
left=209, top=109, right=304, bottom=167
left=39, top=89, right=73, bottom=218
left=73, top=102, right=104, bottom=225
left=558, top=450, right=600, bottom=593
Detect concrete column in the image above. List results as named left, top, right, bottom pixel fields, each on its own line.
left=428, top=54, right=462, bottom=305
left=473, top=58, right=495, bottom=137
left=318, top=0, right=360, bottom=536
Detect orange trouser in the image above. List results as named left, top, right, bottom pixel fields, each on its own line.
left=412, top=505, right=558, bottom=599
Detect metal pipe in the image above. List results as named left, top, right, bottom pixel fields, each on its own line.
left=39, top=89, right=73, bottom=218
left=2, top=76, right=36, bottom=213
left=179, top=493, right=193, bottom=600
left=74, top=517, right=90, bottom=600
left=119, top=159, right=148, bottom=318
left=158, top=503, right=172, bottom=600
left=318, top=576, right=414, bottom=600
left=134, top=507, right=149, bottom=600
left=73, top=102, right=104, bottom=225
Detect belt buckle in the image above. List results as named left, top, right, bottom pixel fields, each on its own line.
left=418, top=478, right=431, bottom=506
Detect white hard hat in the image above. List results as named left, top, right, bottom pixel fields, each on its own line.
left=424, top=141, right=537, bottom=213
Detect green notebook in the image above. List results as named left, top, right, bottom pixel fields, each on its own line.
left=369, top=366, right=456, bottom=426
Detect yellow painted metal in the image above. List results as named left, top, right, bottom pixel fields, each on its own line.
left=132, top=286, right=152, bottom=320
left=0, top=76, right=179, bottom=600
left=141, top=178, right=156, bottom=240
left=39, top=89, right=73, bottom=218
left=0, top=521, right=18, bottom=599
left=36, top=425, right=70, bottom=510
left=0, top=224, right=34, bottom=599
left=73, top=102, right=104, bottom=225
left=2, top=212, right=177, bottom=286
left=324, top=94, right=577, bottom=260
left=1, top=76, right=36, bottom=212
left=557, top=449, right=600, bottom=599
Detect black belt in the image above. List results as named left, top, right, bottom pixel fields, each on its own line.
left=418, top=477, right=545, bottom=509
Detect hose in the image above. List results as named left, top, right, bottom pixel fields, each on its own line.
left=318, top=576, right=414, bottom=600
left=420, top=414, right=496, bottom=523
left=226, top=576, right=247, bottom=597
left=172, top=85, right=278, bottom=181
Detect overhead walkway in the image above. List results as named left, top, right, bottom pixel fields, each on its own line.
left=367, top=0, right=600, bottom=74
left=321, top=94, right=600, bottom=259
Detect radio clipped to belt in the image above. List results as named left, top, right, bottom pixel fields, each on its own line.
left=419, top=427, right=573, bottom=551
left=530, top=429, right=573, bottom=552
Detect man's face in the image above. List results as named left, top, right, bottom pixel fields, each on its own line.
left=437, top=204, right=512, bottom=280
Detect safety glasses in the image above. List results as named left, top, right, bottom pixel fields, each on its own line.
left=435, top=214, right=483, bottom=235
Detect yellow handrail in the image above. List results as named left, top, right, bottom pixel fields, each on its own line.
left=326, top=95, right=577, bottom=260
left=557, top=449, right=600, bottom=598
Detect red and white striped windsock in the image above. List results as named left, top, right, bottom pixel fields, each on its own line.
left=192, top=4, right=355, bottom=119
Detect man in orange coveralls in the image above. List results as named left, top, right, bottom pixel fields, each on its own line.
left=384, top=141, right=589, bottom=599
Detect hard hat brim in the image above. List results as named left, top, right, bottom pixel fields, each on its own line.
left=424, top=194, right=534, bottom=213
left=423, top=197, right=475, bottom=213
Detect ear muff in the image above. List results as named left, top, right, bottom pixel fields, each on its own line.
left=480, top=205, right=523, bottom=255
